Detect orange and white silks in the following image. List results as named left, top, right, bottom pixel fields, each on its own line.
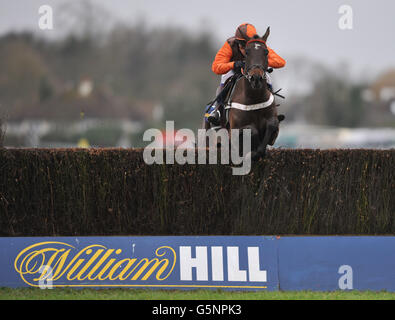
left=211, top=40, right=286, bottom=75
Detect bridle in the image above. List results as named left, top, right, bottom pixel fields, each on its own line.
left=242, top=39, right=269, bottom=82
left=243, top=64, right=267, bottom=82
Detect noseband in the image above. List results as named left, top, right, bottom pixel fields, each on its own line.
left=244, top=64, right=266, bottom=77
left=243, top=64, right=268, bottom=84
left=243, top=39, right=268, bottom=82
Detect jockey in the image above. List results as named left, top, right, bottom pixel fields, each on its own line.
left=206, top=23, right=286, bottom=126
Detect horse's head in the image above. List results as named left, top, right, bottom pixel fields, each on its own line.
left=243, top=27, right=270, bottom=90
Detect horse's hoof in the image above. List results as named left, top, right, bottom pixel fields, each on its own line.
left=252, top=150, right=266, bottom=161
left=251, top=151, right=261, bottom=162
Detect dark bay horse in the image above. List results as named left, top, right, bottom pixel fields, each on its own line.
left=227, top=27, right=284, bottom=160
left=203, top=27, right=284, bottom=161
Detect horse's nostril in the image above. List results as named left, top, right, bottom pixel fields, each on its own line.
left=252, top=75, right=263, bottom=86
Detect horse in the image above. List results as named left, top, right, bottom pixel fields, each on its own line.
left=204, top=27, right=285, bottom=161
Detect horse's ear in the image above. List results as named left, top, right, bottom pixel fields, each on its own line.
left=262, top=27, right=270, bottom=42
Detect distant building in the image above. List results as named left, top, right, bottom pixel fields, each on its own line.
left=370, top=70, right=395, bottom=101
left=78, top=78, right=94, bottom=98
left=362, top=70, right=395, bottom=126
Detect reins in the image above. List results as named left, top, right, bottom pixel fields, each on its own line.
left=242, top=39, right=268, bottom=80
left=241, top=39, right=285, bottom=100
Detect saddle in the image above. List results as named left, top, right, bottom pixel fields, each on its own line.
left=204, top=74, right=242, bottom=125
left=205, top=72, right=285, bottom=127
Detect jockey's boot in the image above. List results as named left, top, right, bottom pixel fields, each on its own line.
left=207, top=101, right=221, bottom=126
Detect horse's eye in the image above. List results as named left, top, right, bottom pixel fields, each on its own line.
left=264, top=49, right=269, bottom=55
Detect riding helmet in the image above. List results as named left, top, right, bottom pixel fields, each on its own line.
left=235, top=23, right=257, bottom=42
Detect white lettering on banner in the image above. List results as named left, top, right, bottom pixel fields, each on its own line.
left=227, top=247, right=247, bottom=281
left=248, top=247, right=267, bottom=282
left=179, top=246, right=267, bottom=283
left=179, top=246, right=208, bottom=281
left=211, top=247, right=224, bottom=281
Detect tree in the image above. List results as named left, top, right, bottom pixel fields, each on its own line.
left=304, top=72, right=366, bottom=127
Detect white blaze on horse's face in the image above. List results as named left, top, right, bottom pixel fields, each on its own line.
left=254, top=43, right=261, bottom=50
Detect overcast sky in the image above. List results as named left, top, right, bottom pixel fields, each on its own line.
left=1, top=0, right=394, bottom=80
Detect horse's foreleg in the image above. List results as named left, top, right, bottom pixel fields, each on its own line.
left=230, top=125, right=260, bottom=161
left=257, top=118, right=279, bottom=158
left=241, top=125, right=260, bottom=161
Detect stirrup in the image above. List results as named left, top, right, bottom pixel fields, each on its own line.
left=207, top=110, right=221, bottom=126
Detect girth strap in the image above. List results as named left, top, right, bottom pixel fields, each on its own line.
left=228, top=93, right=275, bottom=111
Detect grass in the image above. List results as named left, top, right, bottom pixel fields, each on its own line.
left=0, top=288, right=394, bottom=300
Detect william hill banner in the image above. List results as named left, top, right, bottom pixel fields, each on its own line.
left=0, top=236, right=279, bottom=290
left=1, top=236, right=395, bottom=291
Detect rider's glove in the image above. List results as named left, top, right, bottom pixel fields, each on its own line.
left=233, top=60, right=245, bottom=73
